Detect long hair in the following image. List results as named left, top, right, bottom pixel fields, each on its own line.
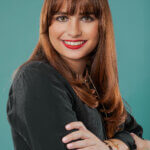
left=13, top=0, right=127, bottom=138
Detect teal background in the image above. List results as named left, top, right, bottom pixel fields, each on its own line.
left=0, top=0, right=149, bottom=149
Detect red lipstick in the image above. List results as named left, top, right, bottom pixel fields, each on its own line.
left=62, top=40, right=87, bottom=50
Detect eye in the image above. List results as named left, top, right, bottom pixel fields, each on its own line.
left=55, top=15, right=68, bottom=22
left=81, top=15, right=94, bottom=22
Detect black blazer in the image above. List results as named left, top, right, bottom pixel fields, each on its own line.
left=7, top=60, right=143, bottom=150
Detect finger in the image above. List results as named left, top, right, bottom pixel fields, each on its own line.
left=65, top=121, right=87, bottom=131
left=66, top=138, right=95, bottom=149
left=62, top=130, right=90, bottom=143
left=130, top=133, right=136, bottom=137
left=130, top=133, right=144, bottom=145
left=130, top=133, right=140, bottom=140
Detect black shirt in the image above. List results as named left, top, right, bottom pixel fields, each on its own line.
left=7, top=60, right=143, bottom=150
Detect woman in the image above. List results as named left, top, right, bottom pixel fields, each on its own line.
left=6, top=0, right=150, bottom=150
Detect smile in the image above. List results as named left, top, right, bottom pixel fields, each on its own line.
left=62, top=40, right=87, bottom=50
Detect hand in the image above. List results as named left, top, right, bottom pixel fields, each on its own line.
left=62, top=121, right=109, bottom=150
left=130, top=133, right=150, bottom=150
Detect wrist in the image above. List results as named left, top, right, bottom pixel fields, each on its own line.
left=103, top=140, right=113, bottom=150
left=104, top=140, right=117, bottom=150
left=104, top=139, right=129, bottom=150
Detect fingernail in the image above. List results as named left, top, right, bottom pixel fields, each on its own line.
left=130, top=133, right=134, bottom=136
left=131, top=133, right=134, bottom=134
left=67, top=143, right=73, bottom=148
left=66, top=125, right=71, bottom=129
left=62, top=137, right=68, bottom=142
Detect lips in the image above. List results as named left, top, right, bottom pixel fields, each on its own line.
left=62, top=40, right=87, bottom=50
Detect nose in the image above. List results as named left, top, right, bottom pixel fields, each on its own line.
left=67, top=19, right=82, bottom=38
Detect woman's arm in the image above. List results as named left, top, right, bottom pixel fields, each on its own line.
left=104, top=111, right=143, bottom=150
left=7, top=62, right=79, bottom=150
left=104, top=133, right=150, bottom=150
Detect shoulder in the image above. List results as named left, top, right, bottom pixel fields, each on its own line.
left=11, top=60, right=75, bottom=105
left=11, top=60, right=72, bottom=91
left=13, top=60, right=63, bottom=82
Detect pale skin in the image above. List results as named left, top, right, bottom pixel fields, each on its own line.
left=130, top=133, right=150, bottom=150
left=61, top=121, right=129, bottom=150
left=62, top=121, right=150, bottom=150
left=48, top=2, right=150, bottom=150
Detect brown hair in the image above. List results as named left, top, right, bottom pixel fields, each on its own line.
left=14, top=0, right=127, bottom=138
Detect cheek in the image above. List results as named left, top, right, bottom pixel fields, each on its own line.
left=49, top=23, right=66, bottom=39
left=83, top=23, right=99, bottom=40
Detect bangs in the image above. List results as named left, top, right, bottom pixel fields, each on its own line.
left=48, top=0, right=102, bottom=18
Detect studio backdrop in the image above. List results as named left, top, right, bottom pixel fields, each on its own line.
left=0, top=0, right=149, bottom=149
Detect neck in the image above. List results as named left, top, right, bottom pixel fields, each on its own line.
left=61, top=56, right=89, bottom=79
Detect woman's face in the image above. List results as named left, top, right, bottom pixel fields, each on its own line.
left=48, top=3, right=99, bottom=63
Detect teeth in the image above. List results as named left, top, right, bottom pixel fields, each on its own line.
left=64, top=41, right=85, bottom=46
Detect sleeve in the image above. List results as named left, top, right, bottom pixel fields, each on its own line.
left=7, top=63, right=79, bottom=150
left=113, top=111, right=143, bottom=150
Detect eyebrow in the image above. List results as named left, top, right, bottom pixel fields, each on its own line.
left=54, top=11, right=94, bottom=15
